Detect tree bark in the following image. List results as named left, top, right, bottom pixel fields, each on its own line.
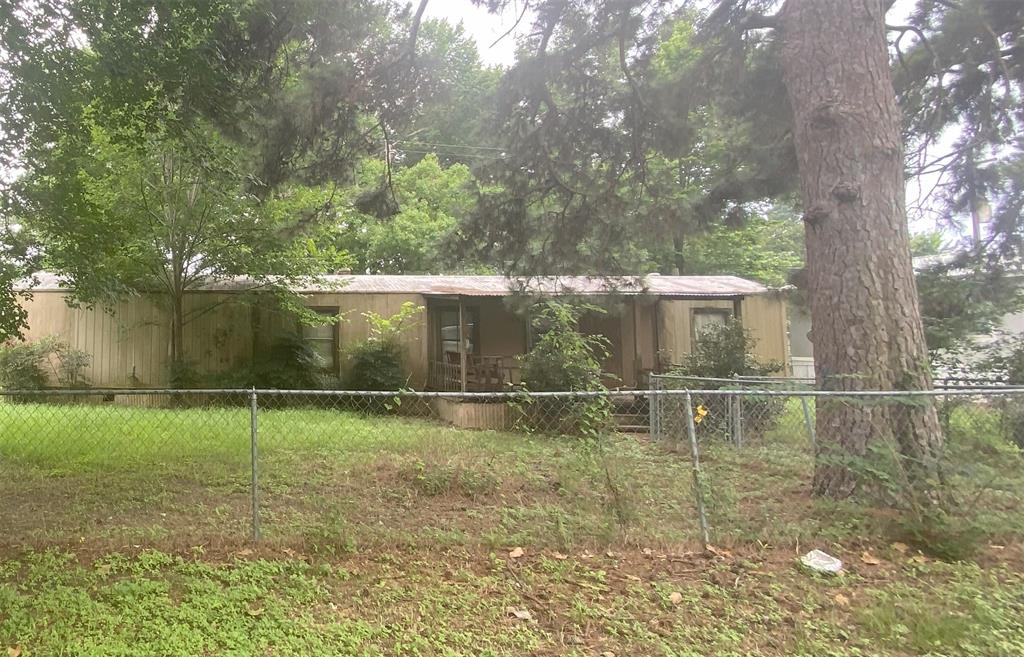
left=778, top=0, right=943, bottom=497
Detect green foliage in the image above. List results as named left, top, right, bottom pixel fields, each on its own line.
left=0, top=336, right=91, bottom=390
left=218, top=335, right=335, bottom=391
left=909, top=231, right=946, bottom=257
left=517, top=302, right=612, bottom=438
left=337, top=155, right=476, bottom=273
left=0, top=341, right=50, bottom=390
left=917, top=255, right=1023, bottom=353
left=672, top=318, right=781, bottom=380
left=520, top=302, right=610, bottom=393
left=680, top=209, right=804, bottom=286
left=345, top=302, right=423, bottom=391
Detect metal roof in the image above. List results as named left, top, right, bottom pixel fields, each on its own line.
left=23, top=272, right=768, bottom=297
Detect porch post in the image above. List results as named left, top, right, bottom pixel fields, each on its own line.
left=458, top=297, right=468, bottom=392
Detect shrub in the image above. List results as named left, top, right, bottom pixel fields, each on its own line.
left=670, top=319, right=784, bottom=441
left=345, top=302, right=423, bottom=391
left=673, top=318, right=782, bottom=380
left=219, top=334, right=336, bottom=390
left=0, top=336, right=91, bottom=390
left=979, top=335, right=1024, bottom=448
left=0, top=340, right=51, bottom=390
left=516, top=302, right=612, bottom=438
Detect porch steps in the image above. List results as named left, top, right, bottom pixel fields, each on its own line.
left=612, top=398, right=650, bottom=434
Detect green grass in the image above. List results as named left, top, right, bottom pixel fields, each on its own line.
left=1, top=399, right=1023, bottom=656
left=2, top=547, right=1022, bottom=656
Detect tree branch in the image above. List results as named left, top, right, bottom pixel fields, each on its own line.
left=739, top=13, right=779, bottom=31
left=408, top=0, right=430, bottom=55
left=490, top=0, right=530, bottom=48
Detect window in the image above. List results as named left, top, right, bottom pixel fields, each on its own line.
left=438, top=307, right=479, bottom=362
left=692, top=308, right=732, bottom=344
left=303, top=307, right=339, bottom=371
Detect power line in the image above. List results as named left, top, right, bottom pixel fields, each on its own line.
left=394, top=139, right=507, bottom=152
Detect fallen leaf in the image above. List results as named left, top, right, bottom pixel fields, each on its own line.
left=508, top=547, right=525, bottom=559
left=247, top=607, right=264, bottom=617
left=834, top=593, right=850, bottom=607
left=8, top=647, right=22, bottom=657
left=860, top=552, right=881, bottom=566
left=668, top=591, right=683, bottom=605
left=506, top=606, right=532, bottom=621
left=625, top=574, right=642, bottom=582
left=990, top=544, right=1006, bottom=550
left=602, top=652, right=616, bottom=657
left=909, top=554, right=929, bottom=564
left=552, top=552, right=568, bottom=560
left=606, top=551, right=616, bottom=558
left=642, top=548, right=654, bottom=557
left=235, top=548, right=253, bottom=558
left=891, top=542, right=909, bottom=553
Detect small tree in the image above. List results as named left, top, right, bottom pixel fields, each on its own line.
left=673, top=318, right=781, bottom=380
left=517, top=302, right=612, bottom=438
left=345, top=302, right=424, bottom=391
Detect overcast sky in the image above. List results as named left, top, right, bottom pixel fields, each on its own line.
left=423, top=0, right=527, bottom=66
left=424, top=0, right=921, bottom=66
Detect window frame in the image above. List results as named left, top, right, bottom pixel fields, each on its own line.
left=690, top=307, right=733, bottom=347
left=301, top=306, right=340, bottom=373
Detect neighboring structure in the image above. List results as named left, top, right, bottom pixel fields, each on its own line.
left=787, top=255, right=1024, bottom=381
left=15, top=273, right=789, bottom=390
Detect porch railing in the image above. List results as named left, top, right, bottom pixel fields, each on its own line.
left=428, top=355, right=520, bottom=392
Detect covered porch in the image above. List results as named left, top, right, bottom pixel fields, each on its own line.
left=426, top=296, right=527, bottom=392
left=423, top=294, right=661, bottom=392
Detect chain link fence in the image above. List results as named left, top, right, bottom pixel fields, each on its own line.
left=1, top=386, right=1022, bottom=554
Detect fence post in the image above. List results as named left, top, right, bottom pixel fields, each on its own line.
left=649, top=376, right=660, bottom=441
left=250, top=387, right=261, bottom=543
left=684, top=391, right=711, bottom=550
left=731, top=394, right=744, bottom=447
left=801, top=396, right=816, bottom=449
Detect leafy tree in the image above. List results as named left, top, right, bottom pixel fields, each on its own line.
left=395, top=20, right=504, bottom=167
left=909, top=231, right=946, bottom=258
left=895, top=1, right=1023, bottom=257
left=1, top=0, right=440, bottom=368
left=680, top=206, right=804, bottom=286
left=337, top=154, right=478, bottom=273
left=917, top=254, right=1023, bottom=353
left=518, top=302, right=612, bottom=438
left=18, top=121, right=346, bottom=368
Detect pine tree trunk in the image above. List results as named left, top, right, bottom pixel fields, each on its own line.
left=778, top=0, right=943, bottom=497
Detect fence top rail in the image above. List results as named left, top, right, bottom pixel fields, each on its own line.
left=651, top=373, right=1012, bottom=390
left=2, top=387, right=1024, bottom=399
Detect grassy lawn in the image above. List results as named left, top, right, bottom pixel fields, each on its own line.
left=1, top=399, right=1023, bottom=655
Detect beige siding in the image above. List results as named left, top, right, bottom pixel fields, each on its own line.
left=656, top=294, right=788, bottom=373
left=633, top=298, right=659, bottom=385
left=22, top=292, right=170, bottom=387
left=657, top=299, right=735, bottom=366
left=299, top=292, right=429, bottom=388
left=18, top=287, right=790, bottom=388
left=740, top=293, right=790, bottom=372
